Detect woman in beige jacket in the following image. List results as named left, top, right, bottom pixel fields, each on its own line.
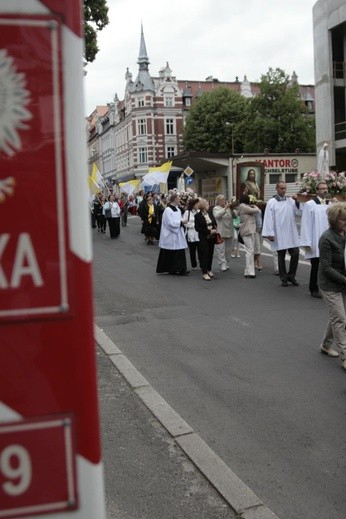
left=238, top=194, right=261, bottom=278
left=213, top=195, right=237, bottom=271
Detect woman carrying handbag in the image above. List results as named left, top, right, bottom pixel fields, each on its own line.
left=194, top=198, right=217, bottom=281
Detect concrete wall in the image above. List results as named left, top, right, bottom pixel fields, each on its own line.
left=313, top=0, right=346, bottom=167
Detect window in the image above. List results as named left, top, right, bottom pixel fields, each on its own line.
left=167, top=146, right=175, bottom=158
left=165, top=96, right=174, bottom=107
left=139, top=147, right=147, bottom=164
left=285, top=174, right=297, bottom=183
left=138, top=97, right=144, bottom=107
left=165, top=118, right=174, bottom=135
left=269, top=174, right=281, bottom=184
left=138, top=118, right=147, bottom=135
left=185, top=98, right=191, bottom=107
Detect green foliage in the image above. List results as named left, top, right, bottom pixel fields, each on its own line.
left=183, top=87, right=248, bottom=153
left=84, top=0, right=109, bottom=63
left=183, top=68, right=316, bottom=154
left=239, top=68, right=315, bottom=153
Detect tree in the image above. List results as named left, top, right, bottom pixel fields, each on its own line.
left=239, top=68, right=315, bottom=153
left=84, top=0, right=109, bottom=63
left=183, top=87, right=248, bottom=153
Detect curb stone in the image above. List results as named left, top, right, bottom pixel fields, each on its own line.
left=95, top=324, right=280, bottom=519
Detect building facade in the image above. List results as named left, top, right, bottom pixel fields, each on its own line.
left=87, top=25, right=316, bottom=189
left=313, top=0, right=346, bottom=170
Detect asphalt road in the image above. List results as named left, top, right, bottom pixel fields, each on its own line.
left=93, top=215, right=346, bottom=519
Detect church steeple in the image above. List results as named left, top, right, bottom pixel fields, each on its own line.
left=137, top=23, right=149, bottom=71
left=132, top=23, right=154, bottom=92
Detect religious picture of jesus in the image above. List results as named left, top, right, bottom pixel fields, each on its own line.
left=237, top=163, right=264, bottom=201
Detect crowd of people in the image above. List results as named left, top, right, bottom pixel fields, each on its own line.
left=90, top=181, right=346, bottom=372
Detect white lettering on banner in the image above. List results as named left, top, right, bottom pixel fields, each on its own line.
left=0, top=233, right=43, bottom=289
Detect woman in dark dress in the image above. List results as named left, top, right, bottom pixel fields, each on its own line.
left=194, top=198, right=217, bottom=281
left=142, top=195, right=159, bottom=244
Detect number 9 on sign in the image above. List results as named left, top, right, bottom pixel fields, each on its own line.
left=1, top=444, right=32, bottom=496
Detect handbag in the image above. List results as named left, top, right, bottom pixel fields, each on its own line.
left=105, top=208, right=112, bottom=218
left=214, top=232, right=224, bottom=245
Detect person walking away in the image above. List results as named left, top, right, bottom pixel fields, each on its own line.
left=300, top=181, right=330, bottom=298
left=262, top=181, right=301, bottom=287
left=254, top=208, right=263, bottom=270
left=238, top=194, right=261, bottom=278
left=120, top=193, right=129, bottom=227
left=318, top=202, right=346, bottom=368
left=103, top=194, right=121, bottom=239
left=194, top=198, right=217, bottom=281
left=183, top=197, right=200, bottom=270
left=142, top=195, right=159, bottom=245
left=99, top=194, right=106, bottom=233
left=213, top=195, right=237, bottom=271
left=156, top=193, right=189, bottom=275
left=93, top=193, right=103, bottom=232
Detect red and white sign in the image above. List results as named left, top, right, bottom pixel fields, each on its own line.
left=0, top=2, right=105, bottom=518
left=0, top=16, right=68, bottom=321
left=0, top=415, right=77, bottom=518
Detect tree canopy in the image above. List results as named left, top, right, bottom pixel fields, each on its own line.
left=183, top=68, right=315, bottom=154
left=84, top=0, right=109, bottom=63
left=183, top=87, right=248, bottom=153
left=239, top=68, right=315, bottom=153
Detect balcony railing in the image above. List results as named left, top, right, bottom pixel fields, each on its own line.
left=333, top=61, right=346, bottom=79
left=335, top=121, right=346, bottom=140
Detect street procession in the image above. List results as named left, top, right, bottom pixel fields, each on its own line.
left=89, top=153, right=346, bottom=374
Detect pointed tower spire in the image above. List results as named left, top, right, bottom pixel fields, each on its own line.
left=138, top=23, right=149, bottom=70
left=132, top=23, right=154, bottom=92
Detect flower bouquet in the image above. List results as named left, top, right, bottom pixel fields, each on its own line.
left=297, top=171, right=323, bottom=195
left=324, top=171, right=346, bottom=199
left=297, top=170, right=346, bottom=201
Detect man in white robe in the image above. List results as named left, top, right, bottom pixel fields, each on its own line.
left=262, top=181, right=301, bottom=287
left=156, top=193, right=189, bottom=275
left=300, top=181, right=329, bottom=298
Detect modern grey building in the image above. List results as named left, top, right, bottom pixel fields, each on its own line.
left=313, top=0, right=346, bottom=170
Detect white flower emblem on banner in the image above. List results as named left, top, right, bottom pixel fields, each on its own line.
left=0, top=48, right=32, bottom=157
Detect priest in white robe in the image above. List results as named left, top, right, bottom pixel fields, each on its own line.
left=156, top=193, right=189, bottom=275
left=300, top=181, right=330, bottom=297
left=262, top=181, right=301, bottom=287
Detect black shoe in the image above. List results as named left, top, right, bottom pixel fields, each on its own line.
left=179, top=270, right=190, bottom=276
left=281, top=280, right=288, bottom=287
left=311, top=291, right=322, bottom=298
left=287, top=277, right=299, bottom=286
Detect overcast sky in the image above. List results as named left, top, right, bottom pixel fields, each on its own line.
left=83, top=0, right=317, bottom=115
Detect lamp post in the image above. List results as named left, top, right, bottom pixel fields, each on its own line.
left=225, top=122, right=236, bottom=199
left=225, top=121, right=235, bottom=154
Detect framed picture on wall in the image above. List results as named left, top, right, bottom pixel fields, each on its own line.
left=236, top=162, right=264, bottom=201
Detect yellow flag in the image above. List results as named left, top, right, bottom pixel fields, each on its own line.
left=148, top=161, right=172, bottom=173
left=88, top=175, right=101, bottom=195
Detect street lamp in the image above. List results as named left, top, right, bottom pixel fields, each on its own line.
left=225, top=122, right=236, bottom=200
left=225, top=122, right=235, bottom=154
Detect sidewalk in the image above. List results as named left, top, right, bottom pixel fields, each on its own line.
left=96, top=325, right=279, bottom=519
